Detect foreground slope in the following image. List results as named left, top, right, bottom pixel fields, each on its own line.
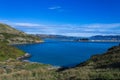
left=0, top=23, right=43, bottom=44
left=0, top=45, right=120, bottom=80
left=77, top=45, right=120, bottom=68
left=58, top=45, right=120, bottom=80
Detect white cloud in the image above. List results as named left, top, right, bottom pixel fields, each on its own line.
left=13, top=23, right=43, bottom=27
left=20, top=23, right=120, bottom=36
left=1, top=20, right=120, bottom=37
left=82, top=23, right=120, bottom=29
left=48, top=6, right=61, bottom=10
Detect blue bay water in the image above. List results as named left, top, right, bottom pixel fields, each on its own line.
left=15, top=39, right=119, bottom=67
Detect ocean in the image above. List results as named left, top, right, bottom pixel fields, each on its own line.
left=15, top=39, right=119, bottom=67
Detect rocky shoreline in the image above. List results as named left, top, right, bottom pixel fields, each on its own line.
left=17, top=53, right=31, bottom=60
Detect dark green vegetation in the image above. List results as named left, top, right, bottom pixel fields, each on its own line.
left=0, top=23, right=43, bottom=44
left=78, top=46, right=120, bottom=69
left=0, top=41, right=25, bottom=61
left=0, top=23, right=120, bottom=80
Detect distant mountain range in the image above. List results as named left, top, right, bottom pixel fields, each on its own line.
left=36, top=34, right=120, bottom=41
left=36, top=34, right=82, bottom=41
left=90, top=35, right=120, bottom=40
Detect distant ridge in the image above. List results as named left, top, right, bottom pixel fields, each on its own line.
left=90, top=35, right=120, bottom=40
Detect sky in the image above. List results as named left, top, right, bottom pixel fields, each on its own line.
left=0, top=0, right=120, bottom=37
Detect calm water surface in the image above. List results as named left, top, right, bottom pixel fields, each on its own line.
left=15, top=39, right=119, bottom=67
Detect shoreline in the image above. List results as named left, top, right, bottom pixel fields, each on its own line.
left=9, top=40, right=44, bottom=45
left=21, top=59, right=61, bottom=69
left=16, top=53, right=62, bottom=69
left=16, top=53, right=31, bottom=60
left=14, top=40, right=120, bottom=70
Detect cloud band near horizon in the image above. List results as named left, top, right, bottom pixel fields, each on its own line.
left=0, top=20, right=120, bottom=37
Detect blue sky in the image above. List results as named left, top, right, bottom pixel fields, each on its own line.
left=0, top=0, right=120, bottom=37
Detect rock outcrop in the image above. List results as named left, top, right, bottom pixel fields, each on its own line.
left=17, top=53, right=31, bottom=60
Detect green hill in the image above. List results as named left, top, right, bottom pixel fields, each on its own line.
left=0, top=23, right=43, bottom=44
left=0, top=23, right=23, bottom=34
left=0, top=23, right=42, bottom=61
left=0, top=41, right=25, bottom=61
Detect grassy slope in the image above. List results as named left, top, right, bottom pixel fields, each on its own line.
left=59, top=45, right=120, bottom=80
left=0, top=23, right=42, bottom=61
left=0, top=41, right=25, bottom=61
left=0, top=23, right=43, bottom=44
left=0, top=60, right=55, bottom=80
left=78, top=46, right=120, bottom=68
left=0, top=23, right=23, bottom=34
